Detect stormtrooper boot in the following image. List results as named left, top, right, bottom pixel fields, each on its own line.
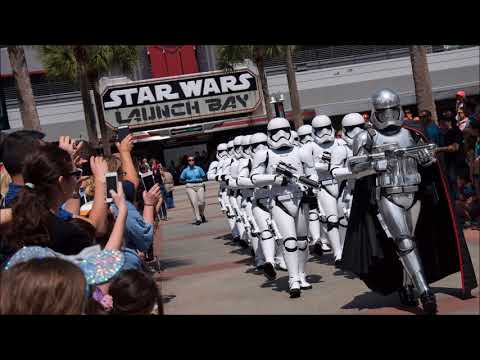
left=283, top=238, right=301, bottom=298
left=275, top=241, right=288, bottom=271
left=298, top=238, right=312, bottom=290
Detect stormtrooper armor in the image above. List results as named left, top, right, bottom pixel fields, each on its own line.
left=226, top=136, right=249, bottom=248
left=238, top=132, right=287, bottom=280
left=249, top=118, right=317, bottom=297
left=207, top=143, right=229, bottom=212
left=297, top=124, right=314, bottom=145
left=330, top=113, right=366, bottom=251
left=349, top=88, right=438, bottom=313
left=219, top=139, right=241, bottom=241
left=292, top=130, right=300, bottom=147
left=296, top=124, right=324, bottom=255
left=308, top=115, right=346, bottom=265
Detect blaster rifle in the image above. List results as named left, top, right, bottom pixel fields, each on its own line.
left=348, top=143, right=437, bottom=171
left=275, top=161, right=320, bottom=189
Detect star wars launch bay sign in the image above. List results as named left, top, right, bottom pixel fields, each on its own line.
left=101, top=69, right=261, bottom=129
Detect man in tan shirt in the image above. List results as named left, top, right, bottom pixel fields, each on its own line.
left=160, top=165, right=175, bottom=209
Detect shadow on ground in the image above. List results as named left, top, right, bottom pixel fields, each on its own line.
left=341, top=290, right=421, bottom=314
left=260, top=274, right=324, bottom=295
left=160, top=258, right=194, bottom=270
left=161, top=294, right=177, bottom=304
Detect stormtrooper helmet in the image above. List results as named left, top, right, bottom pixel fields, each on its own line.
left=292, top=130, right=300, bottom=146
left=341, top=113, right=365, bottom=146
left=227, top=140, right=234, bottom=157
left=312, top=115, right=334, bottom=144
left=233, top=136, right=244, bottom=159
left=216, top=143, right=228, bottom=161
left=250, top=132, right=269, bottom=153
left=267, top=117, right=293, bottom=149
left=370, top=88, right=404, bottom=131
left=297, top=124, right=313, bottom=144
left=242, top=135, right=252, bottom=157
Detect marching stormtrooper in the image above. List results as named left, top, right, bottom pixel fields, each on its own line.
left=296, top=124, right=329, bottom=256
left=216, top=139, right=241, bottom=243
left=228, top=135, right=266, bottom=267
left=207, top=143, right=229, bottom=212
left=225, top=136, right=250, bottom=248
left=249, top=118, right=317, bottom=298
left=329, top=113, right=367, bottom=251
left=307, top=115, right=346, bottom=266
left=345, top=88, right=440, bottom=313
left=237, top=132, right=288, bottom=281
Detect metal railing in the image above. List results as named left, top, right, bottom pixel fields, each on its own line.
left=263, top=45, right=475, bottom=76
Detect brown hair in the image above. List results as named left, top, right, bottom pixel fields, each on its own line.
left=105, top=156, right=122, bottom=173
left=109, top=270, right=162, bottom=315
left=0, top=258, right=86, bottom=315
left=5, top=144, right=73, bottom=251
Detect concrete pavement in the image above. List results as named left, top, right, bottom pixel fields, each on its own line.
left=155, top=181, right=480, bottom=315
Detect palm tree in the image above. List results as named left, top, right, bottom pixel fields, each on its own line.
left=409, top=45, right=438, bottom=123
left=284, top=45, right=303, bottom=129
left=217, top=45, right=303, bottom=127
left=7, top=46, right=40, bottom=130
left=38, top=46, right=139, bottom=155
left=217, top=45, right=282, bottom=119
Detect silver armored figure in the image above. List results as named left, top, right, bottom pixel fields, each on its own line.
left=349, top=88, right=438, bottom=313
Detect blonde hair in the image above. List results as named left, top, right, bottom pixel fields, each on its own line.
left=84, top=176, right=96, bottom=198
left=105, top=156, right=122, bottom=173
left=1, top=165, right=11, bottom=199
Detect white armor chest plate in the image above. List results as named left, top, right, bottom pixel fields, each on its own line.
left=267, top=147, right=304, bottom=176
left=312, top=140, right=342, bottom=179
left=230, top=159, right=241, bottom=179
left=373, top=128, right=421, bottom=188
left=267, top=147, right=304, bottom=198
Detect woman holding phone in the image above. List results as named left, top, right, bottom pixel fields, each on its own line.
left=179, top=156, right=207, bottom=225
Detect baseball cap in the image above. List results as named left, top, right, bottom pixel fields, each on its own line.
left=5, top=246, right=125, bottom=285
left=456, top=90, right=466, bottom=97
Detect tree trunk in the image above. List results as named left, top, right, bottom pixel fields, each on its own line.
left=7, top=46, right=40, bottom=130
left=92, top=78, right=111, bottom=156
left=409, top=45, right=438, bottom=123
left=73, top=46, right=98, bottom=145
left=285, top=45, right=303, bottom=129
left=254, top=51, right=273, bottom=119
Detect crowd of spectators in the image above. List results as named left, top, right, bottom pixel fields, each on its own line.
left=0, top=130, right=164, bottom=315
left=402, top=91, right=480, bottom=228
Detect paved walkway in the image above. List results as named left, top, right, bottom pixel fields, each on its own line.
left=155, top=181, right=480, bottom=315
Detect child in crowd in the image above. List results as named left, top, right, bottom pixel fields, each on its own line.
left=86, top=269, right=162, bottom=315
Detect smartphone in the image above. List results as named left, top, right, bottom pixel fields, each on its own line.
left=117, top=126, right=130, bottom=142
left=105, top=172, right=118, bottom=203
left=141, top=171, right=155, bottom=192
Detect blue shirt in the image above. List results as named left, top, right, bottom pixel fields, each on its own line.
left=110, top=200, right=153, bottom=253
left=180, top=166, right=206, bottom=183
left=3, top=183, right=72, bottom=220
left=424, top=122, right=441, bottom=146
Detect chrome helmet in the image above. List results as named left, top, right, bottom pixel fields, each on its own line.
left=370, top=88, right=404, bottom=130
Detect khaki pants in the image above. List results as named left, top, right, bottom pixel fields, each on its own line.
left=185, top=183, right=206, bottom=221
